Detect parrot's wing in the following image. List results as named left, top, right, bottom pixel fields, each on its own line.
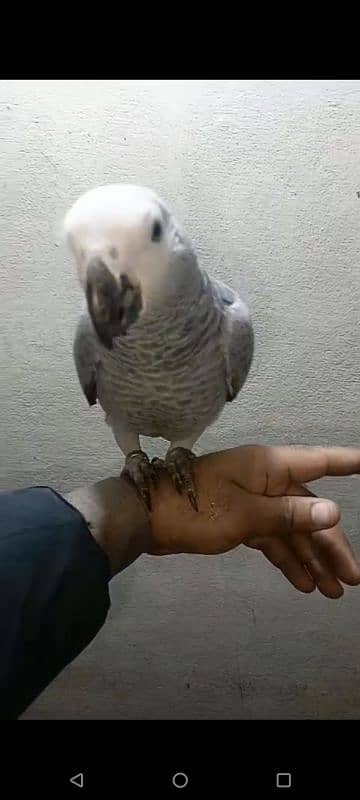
left=73, top=312, right=99, bottom=406
left=212, top=278, right=254, bottom=402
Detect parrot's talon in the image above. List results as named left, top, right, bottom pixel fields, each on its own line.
left=188, top=491, right=199, bottom=512
left=174, top=476, right=183, bottom=495
left=123, top=450, right=154, bottom=512
left=165, top=447, right=199, bottom=512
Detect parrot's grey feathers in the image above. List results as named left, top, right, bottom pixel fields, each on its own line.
left=67, top=184, right=254, bottom=457
left=73, top=313, right=99, bottom=407
left=211, top=277, right=254, bottom=403
left=212, top=277, right=236, bottom=306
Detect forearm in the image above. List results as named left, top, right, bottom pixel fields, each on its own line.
left=0, top=475, right=154, bottom=718
left=0, top=487, right=111, bottom=719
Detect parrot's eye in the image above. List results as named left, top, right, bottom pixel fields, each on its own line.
left=151, top=220, right=162, bottom=242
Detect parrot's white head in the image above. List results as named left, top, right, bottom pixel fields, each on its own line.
left=64, top=184, right=198, bottom=347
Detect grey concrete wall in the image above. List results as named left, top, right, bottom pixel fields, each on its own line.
left=0, top=80, right=360, bottom=719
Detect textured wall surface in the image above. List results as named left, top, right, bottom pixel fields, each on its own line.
left=0, top=80, right=360, bottom=719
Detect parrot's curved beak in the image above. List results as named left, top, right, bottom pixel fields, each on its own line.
left=85, top=258, right=142, bottom=348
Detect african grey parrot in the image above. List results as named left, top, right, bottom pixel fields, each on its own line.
left=65, top=184, right=254, bottom=510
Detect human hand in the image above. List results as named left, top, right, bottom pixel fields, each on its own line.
left=149, top=445, right=360, bottom=598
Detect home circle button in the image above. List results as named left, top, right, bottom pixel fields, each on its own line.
left=172, top=772, right=189, bottom=789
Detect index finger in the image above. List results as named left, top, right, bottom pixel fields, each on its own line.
left=266, top=446, right=360, bottom=486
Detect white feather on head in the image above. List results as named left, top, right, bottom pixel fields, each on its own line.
left=64, top=183, right=190, bottom=305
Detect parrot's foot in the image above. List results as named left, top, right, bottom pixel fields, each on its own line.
left=123, top=450, right=157, bottom=511
left=165, top=448, right=199, bottom=512
left=118, top=274, right=143, bottom=335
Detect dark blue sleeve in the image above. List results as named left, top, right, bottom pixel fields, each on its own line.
left=0, top=487, right=110, bottom=719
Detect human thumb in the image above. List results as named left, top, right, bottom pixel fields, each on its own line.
left=249, top=495, right=341, bottom=537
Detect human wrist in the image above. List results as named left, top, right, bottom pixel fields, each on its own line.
left=65, top=475, right=152, bottom=576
